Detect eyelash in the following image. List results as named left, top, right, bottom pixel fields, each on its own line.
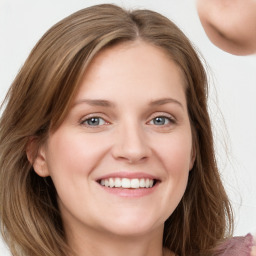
left=148, top=115, right=176, bottom=126
left=80, top=113, right=176, bottom=128
left=81, top=115, right=175, bottom=127
left=80, top=116, right=108, bottom=127
left=147, top=112, right=176, bottom=127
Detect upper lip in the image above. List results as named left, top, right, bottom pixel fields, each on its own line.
left=96, top=172, right=160, bottom=181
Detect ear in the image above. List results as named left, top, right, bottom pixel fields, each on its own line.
left=26, top=137, right=50, bottom=177
left=189, top=143, right=196, bottom=171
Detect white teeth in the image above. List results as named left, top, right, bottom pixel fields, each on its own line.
left=115, top=178, right=122, bottom=187
left=145, top=179, right=150, bottom=188
left=139, top=179, right=145, bottom=187
left=109, top=178, right=114, bottom=188
left=99, top=178, right=155, bottom=189
left=130, top=179, right=140, bottom=188
left=122, top=178, right=130, bottom=188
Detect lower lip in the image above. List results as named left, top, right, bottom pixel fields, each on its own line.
left=97, top=183, right=159, bottom=198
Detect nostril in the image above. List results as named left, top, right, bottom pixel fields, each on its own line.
left=111, top=131, right=151, bottom=163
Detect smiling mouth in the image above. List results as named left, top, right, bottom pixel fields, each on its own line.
left=98, top=178, right=158, bottom=189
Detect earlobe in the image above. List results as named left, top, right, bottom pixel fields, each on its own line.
left=26, top=137, right=50, bottom=177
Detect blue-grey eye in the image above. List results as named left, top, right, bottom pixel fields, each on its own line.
left=83, top=117, right=106, bottom=126
left=151, top=116, right=171, bottom=125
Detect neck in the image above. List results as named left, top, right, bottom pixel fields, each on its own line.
left=66, top=224, right=172, bottom=256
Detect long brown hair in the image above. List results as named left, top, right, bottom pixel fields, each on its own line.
left=0, top=4, right=233, bottom=256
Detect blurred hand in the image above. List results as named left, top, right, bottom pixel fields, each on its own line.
left=196, top=0, right=256, bottom=55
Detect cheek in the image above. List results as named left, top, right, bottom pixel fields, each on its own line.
left=155, top=133, right=193, bottom=175
left=152, top=132, right=192, bottom=201
left=44, top=130, right=108, bottom=214
left=45, top=131, right=108, bottom=178
left=153, top=134, right=192, bottom=218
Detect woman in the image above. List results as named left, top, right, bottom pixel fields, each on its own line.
left=0, top=4, right=255, bottom=256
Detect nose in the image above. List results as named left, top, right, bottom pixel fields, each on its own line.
left=111, top=121, right=151, bottom=164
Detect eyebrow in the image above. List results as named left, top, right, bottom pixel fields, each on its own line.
left=73, top=99, right=115, bottom=108
left=149, top=98, right=184, bottom=109
left=73, top=97, right=183, bottom=109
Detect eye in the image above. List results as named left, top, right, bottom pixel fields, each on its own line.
left=81, top=117, right=107, bottom=126
left=149, top=116, right=175, bottom=126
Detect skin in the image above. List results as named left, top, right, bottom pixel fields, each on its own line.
left=31, top=41, right=195, bottom=256
left=252, top=244, right=256, bottom=256
left=252, top=236, right=256, bottom=256
left=197, top=0, right=256, bottom=55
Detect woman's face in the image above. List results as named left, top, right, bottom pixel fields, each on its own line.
left=34, top=41, right=195, bottom=239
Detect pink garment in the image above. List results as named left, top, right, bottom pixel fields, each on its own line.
left=217, top=233, right=254, bottom=256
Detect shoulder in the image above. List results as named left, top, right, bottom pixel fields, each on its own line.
left=216, top=233, right=256, bottom=256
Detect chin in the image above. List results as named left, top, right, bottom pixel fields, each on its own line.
left=99, top=210, right=166, bottom=237
left=103, top=222, right=163, bottom=238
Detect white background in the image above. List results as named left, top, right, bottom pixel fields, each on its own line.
left=0, top=0, right=255, bottom=254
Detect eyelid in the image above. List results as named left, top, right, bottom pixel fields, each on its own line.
left=80, top=113, right=110, bottom=127
left=147, top=112, right=176, bottom=123
left=146, top=112, right=177, bottom=129
left=79, top=112, right=177, bottom=127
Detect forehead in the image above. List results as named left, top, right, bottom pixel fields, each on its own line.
left=75, top=41, right=186, bottom=102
